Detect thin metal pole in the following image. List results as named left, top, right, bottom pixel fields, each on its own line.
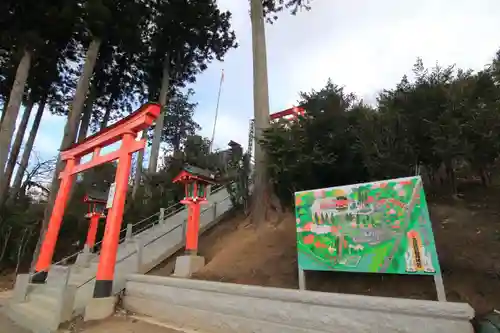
left=209, top=69, right=224, bottom=153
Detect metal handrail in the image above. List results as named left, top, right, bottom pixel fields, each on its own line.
left=115, top=196, right=227, bottom=266
left=31, top=183, right=234, bottom=279
left=77, top=194, right=231, bottom=289
left=210, top=184, right=224, bottom=194
left=30, top=201, right=185, bottom=278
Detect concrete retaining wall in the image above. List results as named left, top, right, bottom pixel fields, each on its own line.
left=123, top=274, right=475, bottom=333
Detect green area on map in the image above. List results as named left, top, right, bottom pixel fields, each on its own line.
left=294, top=176, right=441, bottom=275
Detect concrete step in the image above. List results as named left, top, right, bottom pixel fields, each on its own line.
left=5, top=302, right=58, bottom=333
left=29, top=285, right=59, bottom=297
left=69, top=274, right=95, bottom=287
left=27, top=293, right=58, bottom=312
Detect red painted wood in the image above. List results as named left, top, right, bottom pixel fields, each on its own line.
left=34, top=103, right=160, bottom=291
left=185, top=202, right=201, bottom=252
left=86, top=213, right=100, bottom=249
left=61, top=103, right=160, bottom=160
left=96, top=133, right=135, bottom=282
left=36, top=158, right=78, bottom=272
left=270, top=106, right=305, bottom=120
left=60, top=139, right=145, bottom=178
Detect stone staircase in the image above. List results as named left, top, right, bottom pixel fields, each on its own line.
left=4, top=186, right=233, bottom=333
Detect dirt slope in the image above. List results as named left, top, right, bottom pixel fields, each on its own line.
left=187, top=187, right=500, bottom=316
left=193, top=213, right=298, bottom=288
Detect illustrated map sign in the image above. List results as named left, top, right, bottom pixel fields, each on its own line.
left=294, top=176, right=441, bottom=275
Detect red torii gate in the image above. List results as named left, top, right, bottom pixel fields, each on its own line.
left=32, top=103, right=161, bottom=299
left=270, top=105, right=305, bottom=120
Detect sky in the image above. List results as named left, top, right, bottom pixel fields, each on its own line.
left=14, top=0, right=500, bottom=173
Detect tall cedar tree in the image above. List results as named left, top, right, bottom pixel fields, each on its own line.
left=249, top=0, right=312, bottom=223
left=145, top=0, right=237, bottom=174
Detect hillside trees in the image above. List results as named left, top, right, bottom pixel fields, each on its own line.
left=161, top=89, right=201, bottom=153
left=131, top=88, right=202, bottom=198
left=261, top=57, right=500, bottom=205
left=0, top=0, right=239, bottom=270
left=0, top=0, right=81, bottom=211
left=33, top=0, right=151, bottom=268
left=0, top=0, right=80, bottom=178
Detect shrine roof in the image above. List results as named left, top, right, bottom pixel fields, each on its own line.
left=173, top=164, right=217, bottom=184
left=83, top=189, right=109, bottom=203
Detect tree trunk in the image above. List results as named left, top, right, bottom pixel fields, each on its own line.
left=14, top=228, right=29, bottom=276
left=99, top=91, right=118, bottom=131
left=35, top=37, right=101, bottom=268
left=250, top=0, right=272, bottom=223
left=77, top=85, right=97, bottom=143
left=478, top=167, right=490, bottom=187
left=444, top=159, right=457, bottom=196
left=0, top=50, right=32, bottom=180
left=148, top=55, right=170, bottom=175
left=132, top=131, right=145, bottom=200
left=69, top=87, right=97, bottom=202
left=100, top=108, right=111, bottom=131
left=0, top=104, right=7, bottom=126
left=9, top=97, right=47, bottom=203
left=0, top=226, right=12, bottom=262
left=77, top=107, right=92, bottom=143
left=0, top=98, right=35, bottom=207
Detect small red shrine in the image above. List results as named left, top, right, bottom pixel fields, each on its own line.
left=173, top=165, right=217, bottom=254
left=83, top=190, right=108, bottom=252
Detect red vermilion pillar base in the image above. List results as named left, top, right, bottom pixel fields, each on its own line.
left=85, top=213, right=100, bottom=252
left=93, top=133, right=134, bottom=298
left=32, top=158, right=77, bottom=284
left=185, top=202, right=201, bottom=254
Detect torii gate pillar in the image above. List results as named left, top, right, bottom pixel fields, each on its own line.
left=31, top=103, right=160, bottom=300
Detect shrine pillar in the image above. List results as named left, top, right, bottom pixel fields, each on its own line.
left=32, top=158, right=77, bottom=284
left=185, top=202, right=201, bottom=254
left=85, top=213, right=100, bottom=252
left=93, top=132, right=134, bottom=298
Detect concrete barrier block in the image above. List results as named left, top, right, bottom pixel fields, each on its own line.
left=84, top=296, right=117, bottom=322
left=125, top=275, right=473, bottom=319
left=47, top=265, right=70, bottom=288
left=123, top=276, right=474, bottom=333
left=75, top=251, right=92, bottom=268
left=124, top=296, right=323, bottom=333
left=173, top=255, right=205, bottom=278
